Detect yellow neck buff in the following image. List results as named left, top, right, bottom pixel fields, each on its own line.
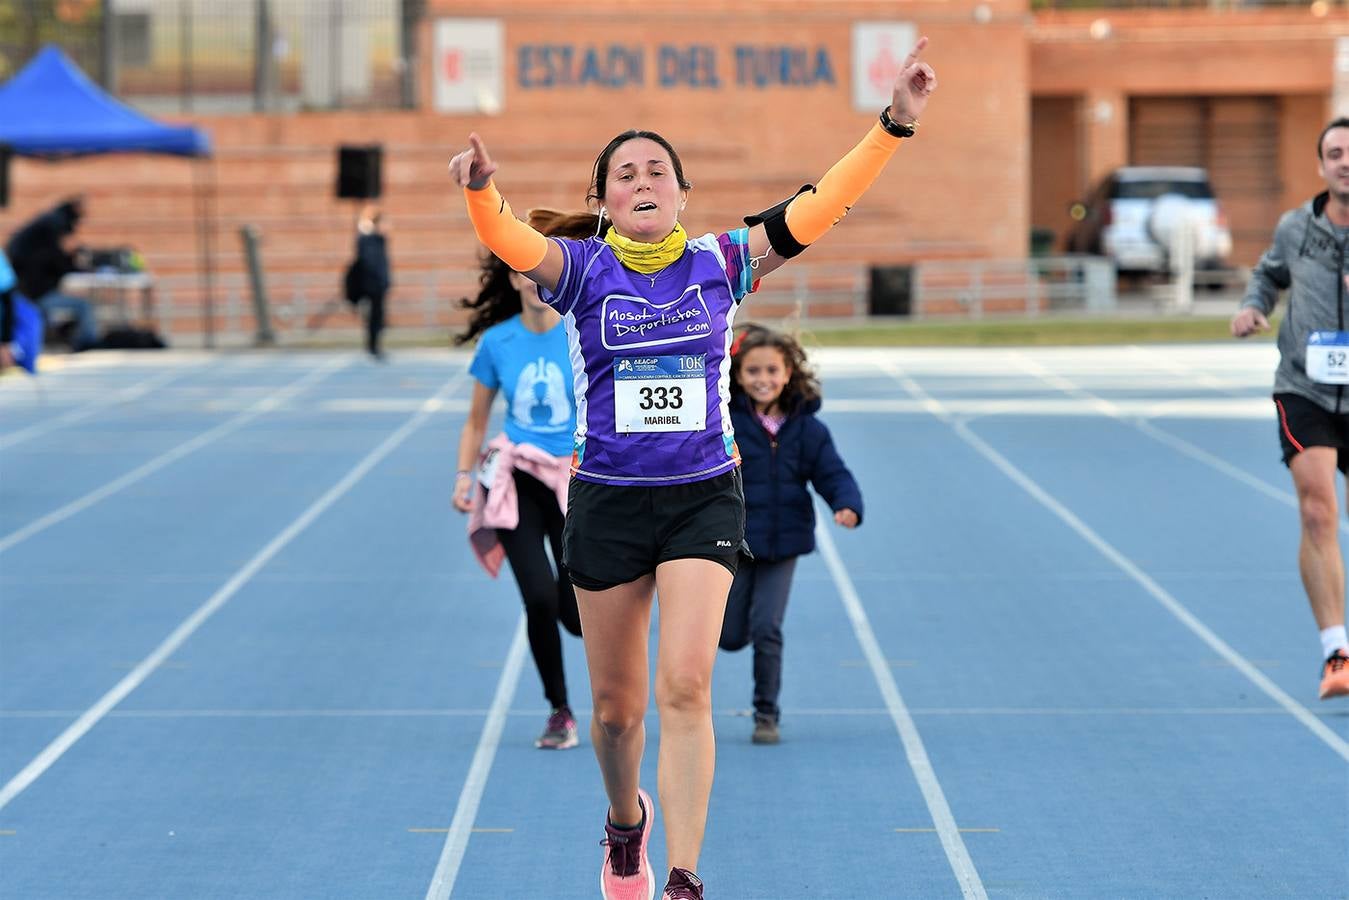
left=604, top=222, right=688, bottom=274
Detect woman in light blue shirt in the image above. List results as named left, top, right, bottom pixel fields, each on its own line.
left=452, top=209, right=595, bottom=750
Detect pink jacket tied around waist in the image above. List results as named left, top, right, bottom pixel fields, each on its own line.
left=466, top=433, right=571, bottom=577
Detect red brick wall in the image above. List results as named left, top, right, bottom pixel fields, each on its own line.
left=1031, top=9, right=1344, bottom=96
left=1030, top=96, right=1082, bottom=252
left=2, top=1, right=1030, bottom=335
left=1282, top=94, right=1337, bottom=213
left=4, top=2, right=1342, bottom=337
left=1030, top=8, right=1347, bottom=265
left=423, top=0, right=1029, bottom=261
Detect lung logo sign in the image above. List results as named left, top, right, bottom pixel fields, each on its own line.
left=602, top=285, right=713, bottom=351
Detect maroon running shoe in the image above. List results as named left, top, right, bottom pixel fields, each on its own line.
left=662, top=867, right=704, bottom=899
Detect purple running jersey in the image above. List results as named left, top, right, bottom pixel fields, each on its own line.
left=540, top=229, right=756, bottom=486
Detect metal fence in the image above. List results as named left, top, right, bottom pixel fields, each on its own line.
left=0, top=0, right=420, bottom=115
left=911, top=257, right=1119, bottom=319
left=126, top=256, right=1147, bottom=348
left=141, top=269, right=453, bottom=347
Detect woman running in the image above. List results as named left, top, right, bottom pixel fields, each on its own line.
left=448, top=37, right=937, bottom=900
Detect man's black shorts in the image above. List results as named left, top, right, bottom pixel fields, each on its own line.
left=1275, top=392, right=1349, bottom=473
left=563, top=469, right=746, bottom=591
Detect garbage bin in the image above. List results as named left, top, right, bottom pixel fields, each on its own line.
left=1029, top=227, right=1055, bottom=258
left=868, top=265, right=913, bottom=316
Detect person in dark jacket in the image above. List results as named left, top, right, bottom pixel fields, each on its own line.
left=719, top=325, right=863, bottom=744
left=349, top=204, right=391, bottom=360
left=4, top=196, right=97, bottom=351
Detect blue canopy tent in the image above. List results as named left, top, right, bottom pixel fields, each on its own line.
left=0, top=46, right=219, bottom=344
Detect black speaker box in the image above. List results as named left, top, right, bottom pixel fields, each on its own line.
left=0, top=144, right=12, bottom=208
left=868, top=265, right=913, bottom=316
left=336, top=144, right=382, bottom=200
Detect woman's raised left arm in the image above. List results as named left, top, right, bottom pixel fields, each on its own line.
left=743, top=37, right=937, bottom=281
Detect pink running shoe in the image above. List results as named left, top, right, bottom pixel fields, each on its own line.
left=662, top=867, right=704, bottom=899
left=600, top=788, right=655, bottom=900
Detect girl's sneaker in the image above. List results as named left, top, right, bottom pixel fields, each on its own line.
left=662, top=867, right=704, bottom=899
left=536, top=707, right=579, bottom=749
left=600, top=788, right=655, bottom=900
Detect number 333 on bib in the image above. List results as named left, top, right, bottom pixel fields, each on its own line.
left=613, top=355, right=707, bottom=433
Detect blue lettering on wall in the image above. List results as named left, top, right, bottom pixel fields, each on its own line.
left=734, top=45, right=835, bottom=89
left=657, top=45, right=722, bottom=88
left=518, top=45, right=645, bottom=89
left=517, top=44, right=834, bottom=90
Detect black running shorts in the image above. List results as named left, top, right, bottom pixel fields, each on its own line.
left=1275, top=392, right=1349, bottom=473
left=563, top=469, right=746, bottom=591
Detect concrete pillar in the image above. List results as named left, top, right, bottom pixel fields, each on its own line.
left=1336, top=37, right=1349, bottom=119
left=1080, top=89, right=1129, bottom=192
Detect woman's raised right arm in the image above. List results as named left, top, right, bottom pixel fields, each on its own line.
left=449, top=133, right=565, bottom=292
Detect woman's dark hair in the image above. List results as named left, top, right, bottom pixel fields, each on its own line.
left=728, top=324, right=820, bottom=414
left=454, top=209, right=600, bottom=345
left=586, top=130, right=692, bottom=218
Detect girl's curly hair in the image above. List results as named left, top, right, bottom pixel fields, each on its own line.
left=728, top=323, right=820, bottom=414
left=454, top=209, right=600, bottom=345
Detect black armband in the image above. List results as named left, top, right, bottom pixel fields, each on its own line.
left=744, top=183, right=815, bottom=260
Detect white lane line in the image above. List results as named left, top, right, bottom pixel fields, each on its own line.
left=0, top=705, right=1309, bottom=719
left=0, top=368, right=193, bottom=450
left=1121, top=348, right=1343, bottom=514
left=0, top=708, right=507, bottom=719
left=0, top=372, right=466, bottom=813
left=424, top=614, right=529, bottom=900
left=1005, top=351, right=1349, bottom=538
left=0, top=358, right=347, bottom=555
left=1124, top=345, right=1255, bottom=394
left=321, top=398, right=470, bottom=413
left=815, top=519, right=989, bottom=900
left=880, top=360, right=1349, bottom=765
left=827, top=396, right=1270, bottom=418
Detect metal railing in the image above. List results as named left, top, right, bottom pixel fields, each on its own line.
left=126, top=256, right=1149, bottom=347
left=142, top=269, right=464, bottom=347
left=910, top=257, right=1119, bottom=319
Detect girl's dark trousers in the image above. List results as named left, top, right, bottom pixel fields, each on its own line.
left=495, top=469, right=582, bottom=709
left=718, top=556, right=798, bottom=721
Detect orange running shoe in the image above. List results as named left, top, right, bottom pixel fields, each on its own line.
left=1318, top=649, right=1349, bottom=700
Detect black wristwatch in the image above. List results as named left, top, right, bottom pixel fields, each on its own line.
left=879, top=105, right=917, bottom=138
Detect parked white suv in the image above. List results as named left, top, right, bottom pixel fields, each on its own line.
left=1067, top=166, right=1232, bottom=274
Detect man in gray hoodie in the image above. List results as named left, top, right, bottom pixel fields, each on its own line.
left=1233, top=117, right=1349, bottom=701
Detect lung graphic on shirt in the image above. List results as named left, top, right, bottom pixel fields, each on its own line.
left=511, top=356, right=572, bottom=431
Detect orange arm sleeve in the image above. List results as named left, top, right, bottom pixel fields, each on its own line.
left=783, top=123, right=902, bottom=246
left=464, top=181, right=549, bottom=273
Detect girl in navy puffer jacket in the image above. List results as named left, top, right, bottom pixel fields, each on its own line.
left=720, top=326, right=863, bottom=744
